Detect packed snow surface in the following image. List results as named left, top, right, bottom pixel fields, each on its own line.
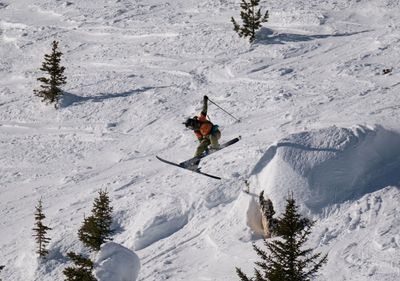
left=1, top=0, right=400, bottom=280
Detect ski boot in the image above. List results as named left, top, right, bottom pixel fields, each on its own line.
left=179, top=158, right=201, bottom=172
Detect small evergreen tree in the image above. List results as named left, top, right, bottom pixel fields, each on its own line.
left=63, top=252, right=97, bottom=281
left=78, top=189, right=113, bottom=251
left=259, top=191, right=278, bottom=237
left=34, top=40, right=67, bottom=107
left=32, top=199, right=52, bottom=257
left=236, top=194, right=327, bottom=281
left=0, top=265, right=5, bottom=281
left=231, top=0, right=269, bottom=43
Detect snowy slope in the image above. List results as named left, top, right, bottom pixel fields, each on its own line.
left=1, top=0, right=400, bottom=280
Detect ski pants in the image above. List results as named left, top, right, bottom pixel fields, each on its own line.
left=194, top=129, right=221, bottom=157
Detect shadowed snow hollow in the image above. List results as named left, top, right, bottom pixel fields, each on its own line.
left=130, top=196, right=189, bottom=250
left=248, top=125, right=400, bottom=214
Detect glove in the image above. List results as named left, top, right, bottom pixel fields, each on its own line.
left=203, top=95, right=208, bottom=101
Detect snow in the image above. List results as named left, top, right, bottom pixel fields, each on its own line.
left=247, top=125, right=400, bottom=214
left=311, top=186, right=400, bottom=281
left=1, top=0, right=400, bottom=281
left=95, top=242, right=140, bottom=281
left=130, top=196, right=189, bottom=251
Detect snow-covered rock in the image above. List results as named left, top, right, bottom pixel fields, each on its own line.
left=95, top=242, right=140, bottom=281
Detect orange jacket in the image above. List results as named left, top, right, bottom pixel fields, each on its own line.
left=194, top=113, right=213, bottom=139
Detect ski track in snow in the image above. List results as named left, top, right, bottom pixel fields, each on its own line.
left=1, top=0, right=400, bottom=280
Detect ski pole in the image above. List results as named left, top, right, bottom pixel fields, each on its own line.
left=208, top=98, right=240, bottom=122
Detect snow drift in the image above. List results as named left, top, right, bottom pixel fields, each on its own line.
left=248, top=125, right=400, bottom=214
left=130, top=197, right=189, bottom=251
left=95, top=242, right=140, bottom=281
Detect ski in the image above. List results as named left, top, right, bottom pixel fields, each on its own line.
left=156, top=156, right=221, bottom=180
left=179, top=136, right=241, bottom=168
left=157, top=136, right=240, bottom=180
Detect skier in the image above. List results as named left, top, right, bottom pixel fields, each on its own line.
left=183, top=95, right=221, bottom=161
left=156, top=96, right=240, bottom=178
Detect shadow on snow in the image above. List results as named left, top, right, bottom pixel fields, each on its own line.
left=255, top=28, right=371, bottom=45
left=60, top=86, right=167, bottom=108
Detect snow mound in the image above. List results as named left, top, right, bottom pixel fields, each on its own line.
left=95, top=242, right=140, bottom=281
left=249, top=125, right=400, bottom=213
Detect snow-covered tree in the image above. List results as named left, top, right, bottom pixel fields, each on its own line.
left=34, top=40, right=67, bottom=107
left=63, top=252, right=97, bottom=281
left=78, top=190, right=113, bottom=251
left=236, top=194, right=327, bottom=281
left=32, top=199, right=52, bottom=257
left=231, top=0, right=269, bottom=43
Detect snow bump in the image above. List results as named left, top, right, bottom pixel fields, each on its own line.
left=95, top=242, right=140, bottom=281
left=249, top=125, right=400, bottom=213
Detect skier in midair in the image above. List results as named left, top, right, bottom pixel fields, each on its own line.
left=156, top=95, right=240, bottom=178
left=183, top=95, right=221, bottom=162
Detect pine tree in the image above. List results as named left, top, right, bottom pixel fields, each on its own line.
left=63, top=252, right=97, bottom=281
left=78, top=189, right=113, bottom=251
left=34, top=40, right=67, bottom=107
left=32, top=199, right=52, bottom=257
left=236, top=194, right=327, bottom=281
left=259, top=191, right=278, bottom=237
left=0, top=265, right=5, bottom=281
left=231, top=0, right=269, bottom=43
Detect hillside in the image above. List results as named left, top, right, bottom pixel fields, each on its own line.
left=1, top=0, right=399, bottom=280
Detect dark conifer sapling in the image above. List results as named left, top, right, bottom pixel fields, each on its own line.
left=236, top=194, right=327, bottom=281
left=32, top=199, right=52, bottom=258
left=231, top=0, right=269, bottom=43
left=0, top=265, right=5, bottom=281
left=34, top=40, right=67, bottom=107
left=63, top=252, right=97, bottom=281
left=78, top=189, right=113, bottom=251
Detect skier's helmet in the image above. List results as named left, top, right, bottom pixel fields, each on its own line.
left=183, top=117, right=197, bottom=130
